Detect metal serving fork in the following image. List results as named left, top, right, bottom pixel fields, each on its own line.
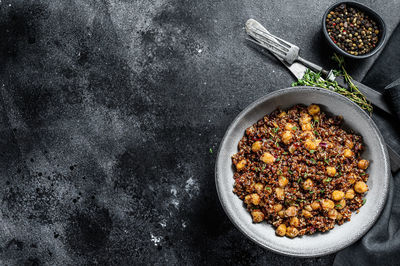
left=246, top=22, right=334, bottom=80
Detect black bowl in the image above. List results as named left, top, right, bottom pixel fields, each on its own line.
left=322, top=1, right=387, bottom=59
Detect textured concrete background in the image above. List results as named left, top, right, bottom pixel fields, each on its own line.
left=0, top=0, right=399, bottom=265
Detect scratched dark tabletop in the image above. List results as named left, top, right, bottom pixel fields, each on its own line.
left=0, top=0, right=399, bottom=265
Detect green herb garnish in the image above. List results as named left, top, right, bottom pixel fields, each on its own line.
left=209, top=148, right=213, bottom=153
left=297, top=177, right=302, bottom=183
left=273, top=127, right=279, bottom=133
left=362, top=199, right=367, bottom=205
left=266, top=187, right=271, bottom=191
left=320, top=189, right=325, bottom=193
left=309, top=150, right=315, bottom=154
left=292, top=55, right=373, bottom=114
left=335, top=204, right=342, bottom=208
left=292, top=126, right=297, bottom=131
left=310, top=158, right=316, bottom=164
left=324, top=177, right=332, bottom=182
left=288, top=170, right=293, bottom=175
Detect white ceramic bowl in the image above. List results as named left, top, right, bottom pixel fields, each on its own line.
left=215, top=87, right=390, bottom=257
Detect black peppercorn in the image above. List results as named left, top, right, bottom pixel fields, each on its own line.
left=326, top=4, right=380, bottom=55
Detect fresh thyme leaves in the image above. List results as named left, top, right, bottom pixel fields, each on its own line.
left=324, top=177, right=332, bottom=182
left=292, top=54, right=373, bottom=113
left=297, top=177, right=302, bottom=183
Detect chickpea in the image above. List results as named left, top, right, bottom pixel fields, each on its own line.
left=300, top=113, right=312, bottom=124
left=345, top=139, right=354, bottom=149
left=302, top=209, right=313, bottom=218
left=251, top=210, right=265, bottom=223
left=304, top=205, right=312, bottom=212
left=358, top=159, right=369, bottom=170
left=285, top=123, right=296, bottom=131
left=347, top=173, right=357, bottom=184
left=354, top=181, right=368, bottom=193
left=277, top=111, right=287, bottom=118
left=286, top=227, right=299, bottom=238
left=301, top=123, right=312, bottom=131
left=251, top=141, right=263, bottom=152
left=281, top=131, right=293, bottom=145
left=304, top=139, right=317, bottom=150
left=345, top=189, right=355, bottom=199
left=336, top=199, right=346, bottom=210
left=285, top=206, right=298, bottom=217
left=308, top=104, right=320, bottom=115
left=245, top=193, right=260, bottom=205
left=321, top=199, right=335, bottom=210
left=326, top=166, right=336, bottom=177
left=279, top=176, right=289, bottom=187
left=244, top=195, right=251, bottom=204
left=236, top=159, right=246, bottom=171
left=332, top=190, right=345, bottom=201
left=275, top=187, right=285, bottom=201
left=303, top=178, right=313, bottom=190
left=311, top=201, right=320, bottom=210
left=254, top=183, right=264, bottom=194
left=274, top=203, right=283, bottom=212
left=251, top=194, right=261, bottom=205
left=290, top=217, right=300, bottom=227
left=261, top=152, right=275, bottom=165
left=343, top=148, right=354, bottom=158
left=328, top=209, right=338, bottom=220
left=278, top=210, right=285, bottom=218
left=276, top=224, right=287, bottom=236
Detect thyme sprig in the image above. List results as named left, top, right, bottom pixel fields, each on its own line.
left=292, top=54, right=373, bottom=114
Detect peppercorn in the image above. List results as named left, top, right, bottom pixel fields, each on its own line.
left=325, top=4, right=380, bottom=55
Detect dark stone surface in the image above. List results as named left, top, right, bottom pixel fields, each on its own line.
left=0, top=0, right=398, bottom=265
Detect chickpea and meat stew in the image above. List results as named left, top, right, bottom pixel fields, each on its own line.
left=232, top=104, right=369, bottom=238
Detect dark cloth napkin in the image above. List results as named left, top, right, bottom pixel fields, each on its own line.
left=334, top=25, right=400, bottom=266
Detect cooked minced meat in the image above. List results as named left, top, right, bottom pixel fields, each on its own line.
left=232, top=104, right=369, bottom=238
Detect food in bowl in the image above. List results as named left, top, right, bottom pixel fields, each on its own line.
left=325, top=3, right=380, bottom=56
left=231, top=104, right=369, bottom=238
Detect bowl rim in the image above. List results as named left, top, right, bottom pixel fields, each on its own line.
left=215, top=86, right=390, bottom=257
left=322, top=1, right=387, bottom=59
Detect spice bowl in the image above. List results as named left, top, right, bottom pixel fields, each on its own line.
left=322, top=1, right=386, bottom=59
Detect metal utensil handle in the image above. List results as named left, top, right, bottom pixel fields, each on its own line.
left=297, top=57, right=329, bottom=77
